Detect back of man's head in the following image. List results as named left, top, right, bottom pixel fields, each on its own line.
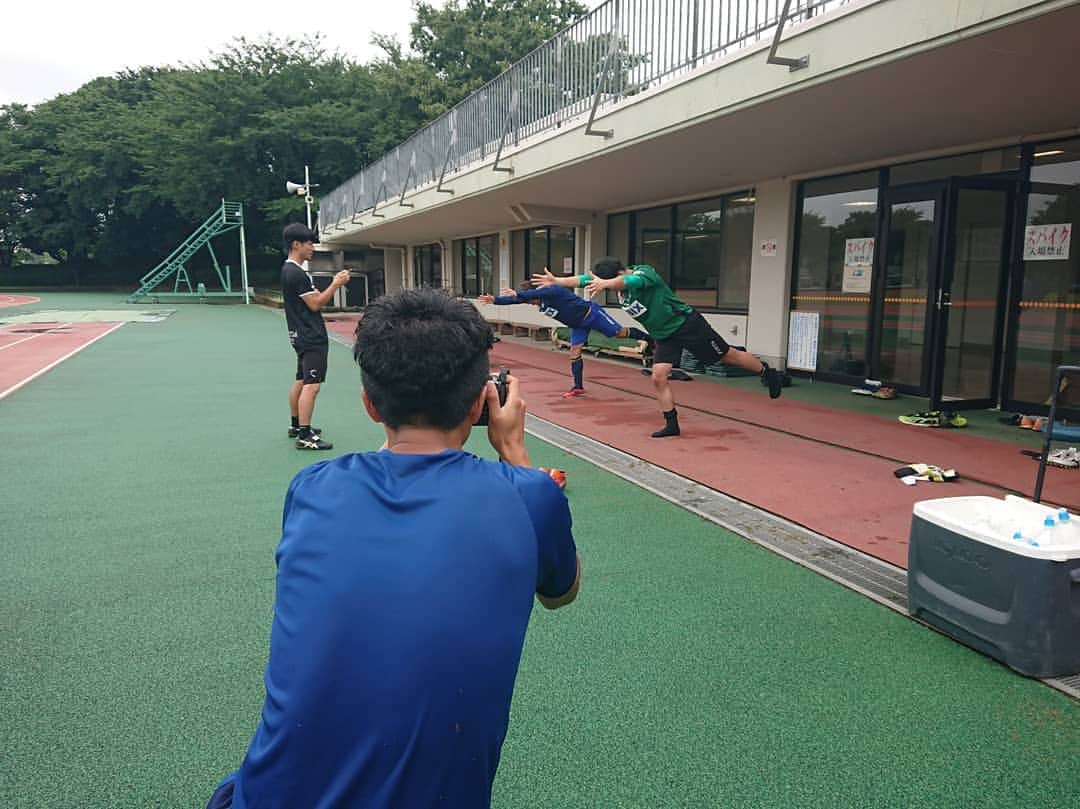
left=592, top=256, right=625, bottom=279
left=282, top=223, right=317, bottom=255
left=354, top=289, right=493, bottom=430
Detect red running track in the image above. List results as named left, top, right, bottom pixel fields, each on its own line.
left=0, top=321, right=124, bottom=400
left=326, top=319, right=1077, bottom=569
left=0, top=294, right=41, bottom=308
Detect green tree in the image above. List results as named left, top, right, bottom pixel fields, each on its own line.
left=410, top=0, right=589, bottom=103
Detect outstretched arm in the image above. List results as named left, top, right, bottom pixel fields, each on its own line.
left=532, top=267, right=584, bottom=289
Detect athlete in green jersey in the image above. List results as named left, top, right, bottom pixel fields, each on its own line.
left=534, top=257, right=782, bottom=437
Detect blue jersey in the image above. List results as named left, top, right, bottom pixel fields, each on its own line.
left=494, top=285, right=592, bottom=327
left=226, top=450, right=577, bottom=809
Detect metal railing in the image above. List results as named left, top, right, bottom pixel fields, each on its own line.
left=320, top=0, right=854, bottom=233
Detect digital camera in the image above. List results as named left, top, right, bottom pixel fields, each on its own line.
left=475, top=368, right=509, bottom=426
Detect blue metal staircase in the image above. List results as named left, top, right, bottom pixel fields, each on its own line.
left=128, top=201, right=249, bottom=303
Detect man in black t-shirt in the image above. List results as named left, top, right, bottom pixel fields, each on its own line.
left=281, top=223, right=351, bottom=450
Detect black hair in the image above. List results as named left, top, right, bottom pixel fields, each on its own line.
left=282, top=223, right=317, bottom=255
left=516, top=280, right=533, bottom=292
left=353, top=288, right=494, bottom=430
left=592, top=256, right=625, bottom=279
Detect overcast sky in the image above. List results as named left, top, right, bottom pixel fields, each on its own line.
left=1, top=0, right=420, bottom=106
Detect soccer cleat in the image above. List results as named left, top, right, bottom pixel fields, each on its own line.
left=898, top=411, right=967, bottom=429
left=1046, top=447, right=1080, bottom=469
left=288, top=425, right=321, bottom=438
left=667, top=369, right=693, bottom=382
left=561, top=388, right=587, bottom=398
left=296, top=433, right=334, bottom=450
left=760, top=362, right=783, bottom=399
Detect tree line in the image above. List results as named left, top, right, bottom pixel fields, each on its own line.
left=0, top=0, right=587, bottom=284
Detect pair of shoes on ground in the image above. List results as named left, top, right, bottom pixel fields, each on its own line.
left=853, top=386, right=897, bottom=399
left=1046, top=447, right=1080, bottom=468
left=1020, top=415, right=1047, bottom=431
left=562, top=387, right=586, bottom=398
left=289, top=425, right=334, bottom=450
left=898, top=410, right=968, bottom=428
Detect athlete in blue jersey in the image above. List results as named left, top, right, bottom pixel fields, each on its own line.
left=480, top=280, right=651, bottom=398
left=207, top=289, right=580, bottom=809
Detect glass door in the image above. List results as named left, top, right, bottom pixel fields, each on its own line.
left=875, top=185, right=944, bottom=392
left=931, top=181, right=1012, bottom=409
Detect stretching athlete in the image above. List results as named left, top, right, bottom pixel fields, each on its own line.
left=479, top=279, right=651, bottom=398
left=533, top=257, right=783, bottom=437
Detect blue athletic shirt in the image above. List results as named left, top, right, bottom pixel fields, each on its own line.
left=493, top=285, right=592, bottom=327
left=226, top=450, right=577, bottom=809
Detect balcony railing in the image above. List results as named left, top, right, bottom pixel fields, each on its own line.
left=320, top=0, right=854, bottom=233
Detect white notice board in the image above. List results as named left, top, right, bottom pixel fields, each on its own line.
left=787, top=311, right=820, bottom=372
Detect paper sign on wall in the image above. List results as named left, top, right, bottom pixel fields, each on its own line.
left=1023, top=223, right=1071, bottom=261
left=562, top=256, right=574, bottom=272
left=842, top=237, right=874, bottom=294
left=760, top=239, right=778, bottom=257
left=787, top=311, right=820, bottom=372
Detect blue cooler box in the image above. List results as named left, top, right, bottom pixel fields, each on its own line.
left=908, top=495, right=1080, bottom=678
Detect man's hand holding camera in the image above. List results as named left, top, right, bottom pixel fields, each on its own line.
left=484, top=373, right=529, bottom=467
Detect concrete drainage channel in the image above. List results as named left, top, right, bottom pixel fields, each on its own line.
left=525, top=414, right=1080, bottom=702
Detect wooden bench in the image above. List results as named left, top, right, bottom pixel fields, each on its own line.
left=551, top=327, right=648, bottom=361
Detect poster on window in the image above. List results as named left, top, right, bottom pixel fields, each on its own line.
left=787, top=311, right=820, bottom=372
left=842, top=238, right=874, bottom=294
left=1023, top=223, right=1072, bottom=261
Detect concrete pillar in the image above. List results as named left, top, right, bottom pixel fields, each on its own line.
left=441, top=241, right=453, bottom=289
left=746, top=178, right=795, bottom=368
left=498, top=230, right=511, bottom=290
left=384, top=249, right=404, bottom=295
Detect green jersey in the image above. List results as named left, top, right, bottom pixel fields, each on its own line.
left=579, top=264, right=692, bottom=339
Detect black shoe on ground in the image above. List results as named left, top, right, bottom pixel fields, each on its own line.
left=296, top=433, right=334, bottom=450
left=651, top=422, right=681, bottom=438
left=668, top=369, right=693, bottom=382
left=288, top=425, right=321, bottom=438
left=761, top=363, right=783, bottom=399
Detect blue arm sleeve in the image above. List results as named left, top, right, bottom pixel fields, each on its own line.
left=515, top=471, right=578, bottom=598
left=492, top=295, right=519, bottom=305
left=510, top=287, right=545, bottom=302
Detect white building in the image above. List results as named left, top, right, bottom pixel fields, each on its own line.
left=318, top=0, right=1080, bottom=414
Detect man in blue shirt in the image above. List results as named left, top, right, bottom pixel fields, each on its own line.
left=207, top=289, right=581, bottom=809
left=480, top=280, right=651, bottom=397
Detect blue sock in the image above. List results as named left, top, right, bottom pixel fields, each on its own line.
left=571, top=358, right=583, bottom=389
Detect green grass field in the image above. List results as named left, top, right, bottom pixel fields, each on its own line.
left=1, top=294, right=1076, bottom=808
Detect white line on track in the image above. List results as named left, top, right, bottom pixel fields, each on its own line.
left=0, top=322, right=125, bottom=401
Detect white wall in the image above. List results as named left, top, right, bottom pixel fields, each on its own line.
left=746, top=178, right=795, bottom=367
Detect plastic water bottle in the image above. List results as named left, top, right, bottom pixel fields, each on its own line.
left=1013, top=530, right=1039, bottom=548
left=1056, top=508, right=1078, bottom=545
left=1033, top=515, right=1057, bottom=547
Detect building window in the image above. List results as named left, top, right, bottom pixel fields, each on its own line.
left=674, top=193, right=754, bottom=311
left=634, top=206, right=672, bottom=280
left=1012, top=138, right=1080, bottom=405
left=889, top=147, right=1022, bottom=186
left=414, top=244, right=441, bottom=289
left=458, top=235, right=497, bottom=297
left=524, top=226, right=576, bottom=277
left=791, top=171, right=880, bottom=377
left=607, top=191, right=756, bottom=311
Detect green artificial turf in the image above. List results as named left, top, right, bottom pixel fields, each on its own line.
left=0, top=294, right=1076, bottom=808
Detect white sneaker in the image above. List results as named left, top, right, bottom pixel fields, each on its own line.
left=1046, top=447, right=1079, bottom=468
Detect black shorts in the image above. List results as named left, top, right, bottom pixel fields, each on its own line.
left=653, top=311, right=730, bottom=367
left=294, top=346, right=328, bottom=384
